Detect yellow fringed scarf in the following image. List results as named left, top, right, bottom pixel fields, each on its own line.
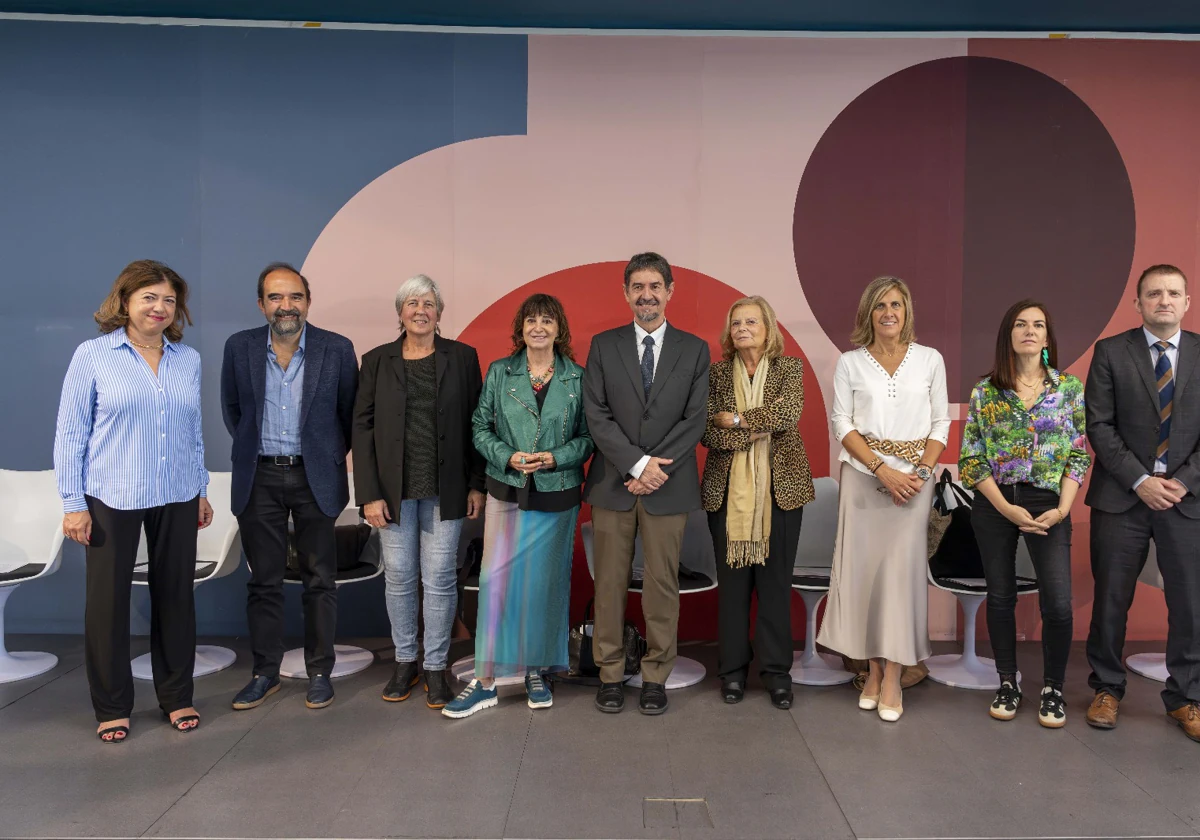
left=725, top=355, right=771, bottom=567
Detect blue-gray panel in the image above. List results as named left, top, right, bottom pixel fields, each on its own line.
left=3, top=0, right=1200, bottom=33
left=0, top=20, right=527, bottom=636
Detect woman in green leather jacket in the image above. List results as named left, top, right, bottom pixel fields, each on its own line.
left=443, top=293, right=593, bottom=718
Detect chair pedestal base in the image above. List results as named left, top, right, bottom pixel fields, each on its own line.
left=627, top=656, right=706, bottom=689
left=791, top=649, right=854, bottom=686
left=791, top=589, right=853, bottom=686
left=280, top=644, right=374, bottom=679
left=1127, top=652, right=1168, bottom=683
left=926, top=591, right=1019, bottom=690
left=0, top=650, right=58, bottom=684
left=450, top=655, right=527, bottom=687
left=132, top=645, right=237, bottom=680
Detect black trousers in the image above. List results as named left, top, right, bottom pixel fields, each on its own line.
left=238, top=462, right=338, bottom=678
left=1088, top=504, right=1200, bottom=711
left=969, top=484, right=1073, bottom=686
left=84, top=495, right=198, bottom=722
left=709, top=497, right=803, bottom=690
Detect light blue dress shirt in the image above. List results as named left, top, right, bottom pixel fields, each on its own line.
left=54, top=328, right=208, bottom=513
left=260, top=327, right=305, bottom=456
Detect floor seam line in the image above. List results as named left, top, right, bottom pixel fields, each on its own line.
left=788, top=701, right=858, bottom=840
left=500, top=709, right=535, bottom=839
left=137, top=685, right=298, bottom=838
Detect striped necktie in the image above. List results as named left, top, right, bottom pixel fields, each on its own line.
left=1155, top=340, right=1174, bottom=465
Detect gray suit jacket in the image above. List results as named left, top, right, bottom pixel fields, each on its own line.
left=582, top=323, right=710, bottom=515
left=1085, top=327, right=1200, bottom=518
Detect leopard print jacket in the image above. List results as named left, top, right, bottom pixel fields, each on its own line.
left=700, top=355, right=816, bottom=512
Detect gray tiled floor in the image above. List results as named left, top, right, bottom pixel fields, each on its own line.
left=0, top=635, right=1197, bottom=840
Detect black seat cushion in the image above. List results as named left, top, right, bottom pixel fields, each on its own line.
left=791, top=573, right=831, bottom=590
left=0, top=563, right=44, bottom=584
left=132, top=561, right=216, bottom=584
left=284, top=559, right=378, bottom=585
left=628, top=567, right=714, bottom=594
left=930, top=574, right=1038, bottom=595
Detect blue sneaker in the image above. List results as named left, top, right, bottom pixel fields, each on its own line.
left=442, top=679, right=498, bottom=719
left=525, top=672, right=553, bottom=709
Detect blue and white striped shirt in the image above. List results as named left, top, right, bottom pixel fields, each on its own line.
left=54, top=328, right=209, bottom=513
left=261, top=326, right=305, bottom=456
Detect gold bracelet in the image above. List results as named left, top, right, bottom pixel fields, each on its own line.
left=866, top=456, right=884, bottom=474
left=1055, top=508, right=1066, bottom=524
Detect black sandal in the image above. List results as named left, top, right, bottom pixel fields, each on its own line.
left=163, top=710, right=200, bottom=732
left=97, top=724, right=129, bottom=744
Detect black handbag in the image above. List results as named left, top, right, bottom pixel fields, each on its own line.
left=567, top=599, right=645, bottom=682
left=928, top=470, right=985, bottom=579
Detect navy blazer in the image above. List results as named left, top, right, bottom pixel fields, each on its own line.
left=221, top=323, right=358, bottom=518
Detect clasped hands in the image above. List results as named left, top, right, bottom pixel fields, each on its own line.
left=1136, top=475, right=1187, bottom=512
left=874, top=465, right=926, bottom=508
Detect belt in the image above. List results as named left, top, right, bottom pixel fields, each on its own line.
left=1153, top=471, right=1168, bottom=478
left=260, top=455, right=303, bottom=466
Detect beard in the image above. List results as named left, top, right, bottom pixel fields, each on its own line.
left=635, top=300, right=661, bottom=323
left=270, top=310, right=305, bottom=336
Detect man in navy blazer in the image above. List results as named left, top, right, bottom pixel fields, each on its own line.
left=221, top=262, right=358, bottom=711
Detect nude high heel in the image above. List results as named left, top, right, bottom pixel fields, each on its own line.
left=877, top=688, right=903, bottom=722
left=858, top=690, right=880, bottom=710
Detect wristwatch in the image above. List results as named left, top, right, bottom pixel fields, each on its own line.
left=732, top=412, right=741, bottom=428
left=915, top=463, right=934, bottom=481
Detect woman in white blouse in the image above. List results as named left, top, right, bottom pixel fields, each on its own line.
left=816, top=276, right=950, bottom=722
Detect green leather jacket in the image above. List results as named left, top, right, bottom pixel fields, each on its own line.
left=472, top=350, right=594, bottom=492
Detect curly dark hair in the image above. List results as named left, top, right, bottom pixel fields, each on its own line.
left=510, top=293, right=574, bottom=361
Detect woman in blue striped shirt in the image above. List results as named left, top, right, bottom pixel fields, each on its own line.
left=54, top=260, right=212, bottom=744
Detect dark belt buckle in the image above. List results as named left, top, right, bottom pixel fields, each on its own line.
left=1153, top=471, right=1168, bottom=478
left=269, top=455, right=300, bottom=467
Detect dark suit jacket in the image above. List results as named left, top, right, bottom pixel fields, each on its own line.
left=1085, top=327, right=1200, bottom=518
left=221, top=324, right=358, bottom=518
left=352, top=334, right=486, bottom=522
left=582, top=323, right=710, bottom=515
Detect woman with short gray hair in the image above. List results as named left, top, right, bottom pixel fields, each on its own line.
left=352, top=274, right=486, bottom=710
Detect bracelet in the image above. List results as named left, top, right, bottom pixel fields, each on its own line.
left=866, top=456, right=884, bottom=474
left=1056, top=508, right=1066, bottom=524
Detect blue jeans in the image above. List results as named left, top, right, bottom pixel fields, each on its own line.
left=379, top=498, right=463, bottom=670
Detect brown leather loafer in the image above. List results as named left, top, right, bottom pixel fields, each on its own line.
left=1086, top=691, right=1119, bottom=729
left=1167, top=702, right=1200, bottom=742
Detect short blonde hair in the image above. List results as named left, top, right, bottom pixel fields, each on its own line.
left=850, top=276, right=916, bottom=347
left=719, top=296, right=784, bottom=361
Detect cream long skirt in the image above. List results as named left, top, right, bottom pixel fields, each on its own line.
left=816, top=463, right=932, bottom=666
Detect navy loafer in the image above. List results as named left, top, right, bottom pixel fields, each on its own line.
left=231, top=674, right=281, bottom=711
left=306, top=674, right=335, bottom=709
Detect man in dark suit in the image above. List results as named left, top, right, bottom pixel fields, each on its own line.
left=221, top=262, right=358, bottom=711
left=1085, top=263, right=1200, bottom=742
left=583, top=252, right=710, bottom=715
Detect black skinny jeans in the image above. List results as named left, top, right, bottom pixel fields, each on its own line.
left=969, top=483, right=1073, bottom=686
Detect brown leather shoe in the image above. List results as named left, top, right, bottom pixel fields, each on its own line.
left=1167, top=702, right=1200, bottom=742
left=1086, top=691, right=1119, bottom=729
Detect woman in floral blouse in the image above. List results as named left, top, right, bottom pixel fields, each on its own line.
left=959, top=299, right=1090, bottom=729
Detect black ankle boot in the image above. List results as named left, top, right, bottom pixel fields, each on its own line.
left=425, top=669, right=454, bottom=709
left=381, top=661, right=420, bottom=702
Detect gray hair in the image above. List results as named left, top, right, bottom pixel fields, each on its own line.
left=394, top=274, right=445, bottom=320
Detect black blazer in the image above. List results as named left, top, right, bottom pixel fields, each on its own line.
left=1085, top=327, right=1200, bottom=518
left=352, top=334, right=486, bottom=521
left=582, top=323, right=710, bottom=515
left=221, top=324, right=358, bottom=518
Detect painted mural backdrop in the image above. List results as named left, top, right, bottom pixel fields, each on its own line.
left=4, top=23, right=1198, bottom=642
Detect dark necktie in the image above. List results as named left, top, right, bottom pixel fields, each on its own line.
left=1156, top=340, right=1174, bottom=465
left=641, top=335, right=655, bottom=400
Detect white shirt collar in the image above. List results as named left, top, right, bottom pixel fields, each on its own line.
left=1144, top=326, right=1182, bottom=349
left=634, top=320, right=668, bottom=345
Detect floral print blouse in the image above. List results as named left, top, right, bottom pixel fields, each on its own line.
left=958, top=369, right=1091, bottom=492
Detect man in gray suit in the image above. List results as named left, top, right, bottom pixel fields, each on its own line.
left=1085, top=263, right=1200, bottom=742
left=583, top=252, right=710, bottom=715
